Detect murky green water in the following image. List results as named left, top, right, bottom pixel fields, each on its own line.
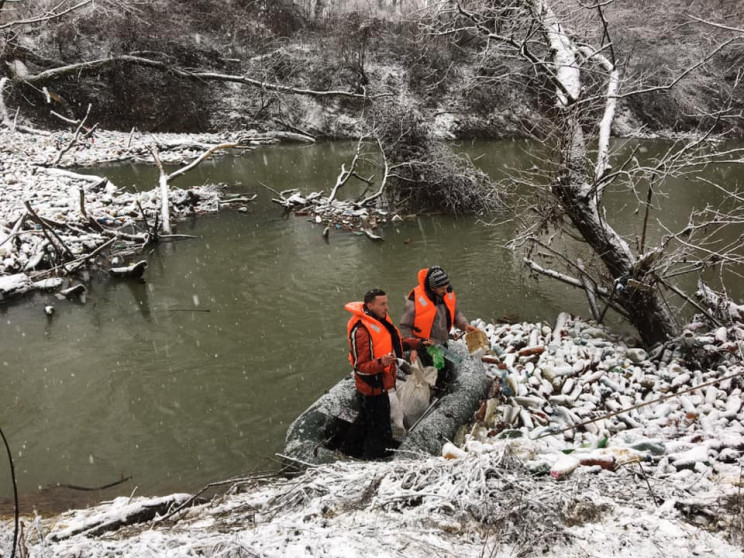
left=1, top=139, right=742, bottom=511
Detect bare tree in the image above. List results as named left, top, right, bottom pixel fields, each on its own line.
left=150, top=142, right=240, bottom=235
left=423, top=0, right=744, bottom=346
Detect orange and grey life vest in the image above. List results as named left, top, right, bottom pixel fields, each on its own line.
left=345, top=301, right=400, bottom=396
left=409, top=267, right=457, bottom=340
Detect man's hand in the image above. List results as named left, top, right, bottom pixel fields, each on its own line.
left=410, top=350, right=418, bottom=364
left=380, top=352, right=396, bottom=367
left=465, top=324, right=477, bottom=333
left=420, top=338, right=435, bottom=348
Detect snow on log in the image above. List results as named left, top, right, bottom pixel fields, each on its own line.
left=0, top=273, right=33, bottom=300
left=32, top=277, right=64, bottom=290
left=48, top=494, right=191, bottom=541
left=109, top=260, right=147, bottom=279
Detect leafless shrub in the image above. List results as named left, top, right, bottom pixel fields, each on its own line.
left=367, top=103, right=502, bottom=214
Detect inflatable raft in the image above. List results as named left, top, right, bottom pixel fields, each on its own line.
left=283, top=341, right=491, bottom=468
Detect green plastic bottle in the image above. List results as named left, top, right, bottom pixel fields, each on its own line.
left=427, top=345, right=445, bottom=370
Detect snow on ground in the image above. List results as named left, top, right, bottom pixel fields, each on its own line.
left=1, top=442, right=741, bottom=557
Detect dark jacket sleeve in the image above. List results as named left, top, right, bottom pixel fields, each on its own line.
left=350, top=324, right=386, bottom=375
left=402, top=337, right=422, bottom=351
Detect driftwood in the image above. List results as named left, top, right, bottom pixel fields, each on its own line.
left=48, top=494, right=191, bottom=542
left=362, top=228, right=383, bottom=241
left=24, top=239, right=49, bottom=271
left=38, top=167, right=109, bottom=188
left=24, top=201, right=75, bottom=262
left=221, top=195, right=257, bottom=205
left=58, top=283, right=86, bottom=300
left=328, top=136, right=366, bottom=203
left=0, top=210, right=27, bottom=249
left=52, top=103, right=93, bottom=167
left=0, top=273, right=33, bottom=301
left=241, top=130, right=314, bottom=144
left=109, top=260, right=147, bottom=279
left=33, top=278, right=64, bottom=291
left=263, top=182, right=391, bottom=242
left=151, top=142, right=239, bottom=234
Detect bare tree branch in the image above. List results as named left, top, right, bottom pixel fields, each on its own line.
left=689, top=15, right=744, bottom=35
left=356, top=136, right=391, bottom=207
left=22, top=55, right=376, bottom=99
left=614, top=39, right=735, bottom=99
left=150, top=142, right=239, bottom=234
left=328, top=136, right=366, bottom=202
left=0, top=0, right=92, bottom=31
left=52, top=103, right=92, bottom=167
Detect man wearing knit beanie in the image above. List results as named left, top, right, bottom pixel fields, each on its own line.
left=399, top=266, right=476, bottom=387
left=427, top=267, right=450, bottom=290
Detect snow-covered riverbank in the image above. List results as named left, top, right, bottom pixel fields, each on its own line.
left=3, top=313, right=743, bottom=557
left=0, top=128, right=284, bottom=300
left=0, top=127, right=408, bottom=302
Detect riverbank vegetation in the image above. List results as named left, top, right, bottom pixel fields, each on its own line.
left=402, top=1, right=744, bottom=348
left=2, top=1, right=741, bottom=136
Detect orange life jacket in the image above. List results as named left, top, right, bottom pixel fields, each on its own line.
left=410, top=267, right=457, bottom=340
left=346, top=301, right=399, bottom=396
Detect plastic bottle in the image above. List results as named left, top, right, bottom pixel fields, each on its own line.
left=427, top=345, right=445, bottom=370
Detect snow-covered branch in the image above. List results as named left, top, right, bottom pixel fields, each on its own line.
left=0, top=0, right=92, bottom=30
left=23, top=55, right=373, bottom=99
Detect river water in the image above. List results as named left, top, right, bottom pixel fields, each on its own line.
left=0, top=139, right=741, bottom=511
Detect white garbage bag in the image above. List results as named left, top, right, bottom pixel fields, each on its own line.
left=388, top=390, right=406, bottom=441
left=396, top=360, right=438, bottom=429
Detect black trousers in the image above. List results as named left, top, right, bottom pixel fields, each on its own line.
left=358, top=392, right=393, bottom=460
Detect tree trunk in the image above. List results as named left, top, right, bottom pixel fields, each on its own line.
left=553, top=111, right=676, bottom=346
left=314, top=0, right=327, bottom=20
left=518, top=0, right=678, bottom=346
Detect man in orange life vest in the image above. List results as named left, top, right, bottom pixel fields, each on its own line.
left=400, top=266, right=476, bottom=386
left=346, top=289, right=422, bottom=459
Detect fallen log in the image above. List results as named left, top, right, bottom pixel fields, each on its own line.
left=48, top=494, right=191, bottom=541
left=109, top=260, right=147, bottom=279
left=0, top=273, right=33, bottom=301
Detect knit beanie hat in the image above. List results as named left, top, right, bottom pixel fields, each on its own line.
left=428, top=266, right=450, bottom=289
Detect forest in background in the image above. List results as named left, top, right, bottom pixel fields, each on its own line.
left=2, top=0, right=744, bottom=345
left=1, top=0, right=742, bottom=137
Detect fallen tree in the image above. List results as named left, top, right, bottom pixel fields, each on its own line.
left=425, top=0, right=744, bottom=346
